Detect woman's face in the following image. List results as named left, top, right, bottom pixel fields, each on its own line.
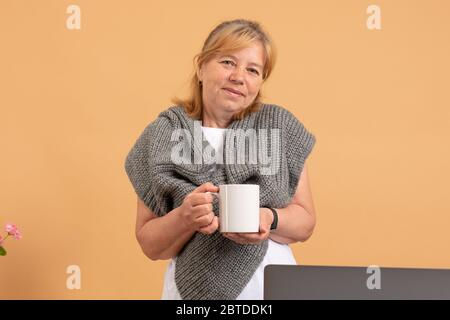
left=198, top=41, right=265, bottom=117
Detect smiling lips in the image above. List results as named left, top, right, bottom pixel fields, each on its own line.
left=223, top=87, right=244, bottom=97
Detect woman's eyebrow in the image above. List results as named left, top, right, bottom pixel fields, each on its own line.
left=221, top=54, right=263, bottom=70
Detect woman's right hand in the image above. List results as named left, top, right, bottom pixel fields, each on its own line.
left=179, top=182, right=220, bottom=235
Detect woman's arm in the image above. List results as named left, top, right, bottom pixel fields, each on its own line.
left=135, top=183, right=220, bottom=261
left=135, top=197, right=196, bottom=260
left=268, top=205, right=315, bottom=244
left=269, top=163, right=316, bottom=244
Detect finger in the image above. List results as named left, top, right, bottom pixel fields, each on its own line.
left=196, top=212, right=215, bottom=228
left=259, top=222, right=269, bottom=234
left=223, top=233, right=245, bottom=244
left=190, top=193, right=215, bottom=207
left=205, top=191, right=220, bottom=204
left=237, top=232, right=260, bottom=240
left=192, top=203, right=213, bottom=219
left=234, top=232, right=264, bottom=244
left=192, top=182, right=219, bottom=194
left=239, top=232, right=260, bottom=236
left=225, top=233, right=247, bottom=240
left=198, top=216, right=219, bottom=235
left=225, top=233, right=256, bottom=245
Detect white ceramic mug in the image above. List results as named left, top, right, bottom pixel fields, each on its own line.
left=208, top=184, right=260, bottom=233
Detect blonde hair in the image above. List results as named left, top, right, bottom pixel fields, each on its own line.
left=172, top=19, right=277, bottom=121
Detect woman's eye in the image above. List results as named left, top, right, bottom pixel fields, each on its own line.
left=222, top=60, right=235, bottom=66
left=221, top=60, right=260, bottom=75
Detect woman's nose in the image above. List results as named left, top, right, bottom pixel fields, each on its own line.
left=229, top=67, right=244, bottom=84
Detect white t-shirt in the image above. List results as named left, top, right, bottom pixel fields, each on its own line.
left=160, top=126, right=297, bottom=300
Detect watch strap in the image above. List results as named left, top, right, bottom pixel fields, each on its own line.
left=264, top=207, right=278, bottom=230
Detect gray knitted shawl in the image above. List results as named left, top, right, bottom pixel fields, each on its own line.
left=124, top=104, right=316, bottom=300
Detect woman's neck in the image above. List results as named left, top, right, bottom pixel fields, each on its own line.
left=201, top=108, right=233, bottom=128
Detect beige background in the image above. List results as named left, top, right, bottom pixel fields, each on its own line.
left=1, top=0, right=449, bottom=299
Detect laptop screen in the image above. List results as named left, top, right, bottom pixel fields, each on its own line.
left=264, top=265, right=450, bottom=299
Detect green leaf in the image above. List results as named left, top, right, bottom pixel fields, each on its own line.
left=0, top=246, right=6, bottom=256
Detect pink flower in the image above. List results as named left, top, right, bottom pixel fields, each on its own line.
left=4, top=223, right=21, bottom=240
left=13, top=230, right=22, bottom=240
left=1, top=223, right=22, bottom=256
left=5, top=223, right=17, bottom=234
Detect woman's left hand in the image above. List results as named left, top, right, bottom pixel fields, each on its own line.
left=222, top=208, right=274, bottom=245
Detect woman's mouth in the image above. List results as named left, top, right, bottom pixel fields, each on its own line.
left=223, top=88, right=244, bottom=98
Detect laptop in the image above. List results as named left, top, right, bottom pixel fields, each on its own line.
left=264, top=265, right=450, bottom=300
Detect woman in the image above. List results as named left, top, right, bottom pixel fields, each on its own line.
left=125, top=19, right=317, bottom=300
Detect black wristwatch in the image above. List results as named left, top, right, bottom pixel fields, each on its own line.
left=265, top=207, right=278, bottom=230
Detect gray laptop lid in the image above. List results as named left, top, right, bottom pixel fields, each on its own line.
left=264, top=265, right=450, bottom=300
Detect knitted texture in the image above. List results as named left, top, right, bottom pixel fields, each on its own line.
left=124, top=104, right=316, bottom=299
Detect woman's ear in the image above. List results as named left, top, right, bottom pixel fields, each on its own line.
left=196, top=66, right=203, bottom=82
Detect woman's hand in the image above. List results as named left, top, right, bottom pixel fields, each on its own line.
left=179, top=182, right=220, bottom=235
left=222, top=208, right=274, bottom=245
